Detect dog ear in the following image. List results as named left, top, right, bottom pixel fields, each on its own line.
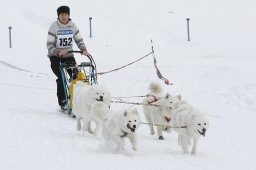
left=124, top=111, right=127, bottom=117
left=177, top=94, right=181, bottom=100
left=165, top=93, right=171, bottom=99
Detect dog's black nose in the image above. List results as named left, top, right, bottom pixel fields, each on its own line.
left=202, top=128, right=206, bottom=132
left=133, top=125, right=136, bottom=128
left=100, top=96, right=103, bottom=100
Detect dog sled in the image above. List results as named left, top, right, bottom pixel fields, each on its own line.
left=59, top=51, right=97, bottom=117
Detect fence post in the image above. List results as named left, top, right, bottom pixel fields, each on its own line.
left=186, top=18, right=190, bottom=41
left=89, top=17, right=92, bottom=38
left=8, top=26, right=12, bottom=48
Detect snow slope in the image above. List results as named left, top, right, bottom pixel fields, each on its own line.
left=0, top=0, right=256, bottom=169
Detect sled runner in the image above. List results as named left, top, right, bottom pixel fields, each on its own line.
left=59, top=51, right=97, bottom=117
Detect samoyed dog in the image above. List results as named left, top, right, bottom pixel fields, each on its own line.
left=102, top=108, right=141, bottom=151
left=87, top=101, right=111, bottom=135
left=171, top=96, right=209, bottom=154
left=142, top=82, right=178, bottom=140
left=72, top=83, right=112, bottom=134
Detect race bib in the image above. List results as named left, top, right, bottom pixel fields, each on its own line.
left=56, top=29, right=73, bottom=48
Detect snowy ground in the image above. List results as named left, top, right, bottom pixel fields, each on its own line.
left=1, top=0, right=256, bottom=170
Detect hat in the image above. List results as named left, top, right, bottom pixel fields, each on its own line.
left=57, top=6, right=70, bottom=16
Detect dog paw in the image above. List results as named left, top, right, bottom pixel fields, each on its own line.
left=191, top=150, right=196, bottom=154
left=88, top=130, right=95, bottom=134
left=159, top=136, right=164, bottom=140
left=132, top=147, right=137, bottom=151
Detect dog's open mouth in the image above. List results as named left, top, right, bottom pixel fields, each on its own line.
left=198, top=130, right=206, bottom=137
left=127, top=123, right=136, bottom=132
left=96, top=97, right=103, bottom=102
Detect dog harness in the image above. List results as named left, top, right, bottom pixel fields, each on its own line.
left=164, top=116, right=171, bottom=122
left=147, top=95, right=158, bottom=104
left=120, top=130, right=128, bottom=138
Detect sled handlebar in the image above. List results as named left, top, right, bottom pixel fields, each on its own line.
left=67, top=50, right=94, bottom=64
left=68, top=50, right=82, bottom=54
left=62, top=50, right=98, bottom=84
left=68, top=50, right=93, bottom=58
left=66, top=50, right=96, bottom=69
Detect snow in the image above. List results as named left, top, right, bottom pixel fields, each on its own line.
left=1, top=0, right=256, bottom=169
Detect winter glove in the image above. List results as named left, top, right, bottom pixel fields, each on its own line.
left=57, top=50, right=69, bottom=57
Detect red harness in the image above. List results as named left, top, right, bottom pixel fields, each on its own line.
left=164, top=116, right=171, bottom=122
left=148, top=95, right=158, bottom=104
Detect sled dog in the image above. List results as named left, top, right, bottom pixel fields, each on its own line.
left=102, top=108, right=141, bottom=151
left=87, top=101, right=111, bottom=135
left=72, top=83, right=112, bottom=133
left=171, top=96, right=209, bottom=154
left=142, top=82, right=177, bottom=140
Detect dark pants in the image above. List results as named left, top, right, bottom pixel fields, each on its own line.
left=49, top=56, right=76, bottom=106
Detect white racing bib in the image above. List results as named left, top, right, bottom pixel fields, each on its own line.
left=56, top=29, right=73, bottom=48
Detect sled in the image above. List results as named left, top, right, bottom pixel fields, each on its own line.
left=59, top=51, right=97, bottom=116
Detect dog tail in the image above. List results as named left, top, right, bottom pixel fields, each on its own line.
left=148, top=82, right=163, bottom=95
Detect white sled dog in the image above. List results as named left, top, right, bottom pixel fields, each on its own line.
left=102, top=108, right=141, bottom=151
left=171, top=96, right=209, bottom=154
left=72, top=83, right=112, bottom=134
left=142, top=82, right=177, bottom=140
left=87, top=101, right=111, bottom=135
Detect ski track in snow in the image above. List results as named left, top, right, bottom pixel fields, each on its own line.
left=1, top=0, right=256, bottom=169
left=1, top=64, right=256, bottom=169
left=0, top=60, right=32, bottom=72
left=1, top=53, right=256, bottom=169
left=0, top=60, right=48, bottom=75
